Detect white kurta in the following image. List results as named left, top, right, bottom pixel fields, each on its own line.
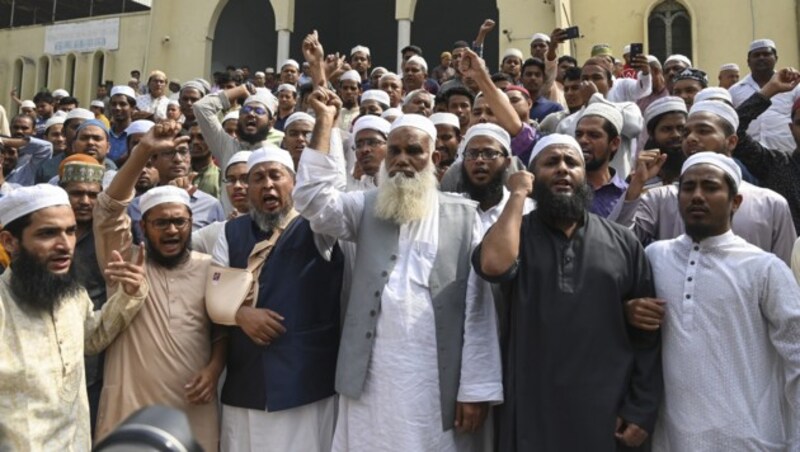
left=730, top=74, right=797, bottom=152
left=474, top=188, right=535, bottom=234
left=293, top=148, right=503, bottom=452
left=646, top=232, right=800, bottom=451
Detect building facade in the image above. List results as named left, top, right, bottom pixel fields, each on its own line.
left=1, top=0, right=798, bottom=111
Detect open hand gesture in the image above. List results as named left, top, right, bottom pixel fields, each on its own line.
left=105, top=249, right=146, bottom=296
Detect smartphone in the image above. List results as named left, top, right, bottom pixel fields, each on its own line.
left=630, top=43, right=643, bottom=60
left=564, top=26, right=580, bottom=40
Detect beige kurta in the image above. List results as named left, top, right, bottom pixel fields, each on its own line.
left=93, top=191, right=220, bottom=451
left=0, top=270, right=147, bottom=451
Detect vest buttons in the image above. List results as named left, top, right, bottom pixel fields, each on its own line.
left=390, top=254, right=397, bottom=261
left=366, top=331, right=373, bottom=339
left=374, top=290, right=380, bottom=297
left=370, top=310, right=376, bottom=317
left=381, top=270, right=388, bottom=277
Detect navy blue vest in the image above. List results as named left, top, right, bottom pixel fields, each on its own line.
left=220, top=214, right=344, bottom=411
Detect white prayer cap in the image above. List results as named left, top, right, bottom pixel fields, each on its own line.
left=168, top=99, right=180, bottom=107
left=353, top=115, right=391, bottom=138
left=370, top=66, right=387, bottom=77
left=277, top=83, right=297, bottom=94
left=360, top=89, right=391, bottom=108
left=44, top=115, right=66, bottom=131
left=20, top=100, right=36, bottom=109
left=689, top=100, right=739, bottom=132
left=52, top=89, right=69, bottom=98
left=502, top=48, right=524, bottom=61
left=351, top=45, right=371, bottom=57
left=280, top=59, right=300, bottom=70
left=284, top=112, right=316, bottom=130
left=681, top=151, right=742, bottom=189
left=390, top=113, right=437, bottom=142
left=647, top=55, right=660, bottom=64
left=623, top=44, right=631, bottom=55
left=243, top=88, right=278, bottom=116
left=580, top=102, right=623, bottom=135
left=265, top=67, right=275, bottom=74
left=529, top=133, right=583, bottom=165
left=65, top=108, right=95, bottom=121
left=340, top=70, right=361, bottom=83
left=430, top=112, right=460, bottom=131
left=530, top=32, right=550, bottom=43
left=224, top=151, right=253, bottom=173
left=402, top=89, right=433, bottom=106
left=464, top=123, right=512, bottom=155
left=664, top=54, right=692, bottom=67
left=180, top=80, right=209, bottom=95
left=90, top=100, right=105, bottom=108
left=222, top=111, right=239, bottom=124
left=110, top=85, right=137, bottom=99
left=0, top=184, right=70, bottom=227
left=719, top=63, right=740, bottom=72
left=381, top=108, right=402, bottom=121
left=125, top=119, right=155, bottom=136
left=247, top=145, right=295, bottom=173
left=749, top=39, right=776, bottom=53
left=140, top=186, right=192, bottom=215
left=254, top=71, right=266, bottom=78
left=644, top=96, right=688, bottom=128
left=380, top=72, right=401, bottom=83
left=406, top=55, right=428, bottom=73
left=695, top=87, right=733, bottom=105
left=53, top=110, right=67, bottom=118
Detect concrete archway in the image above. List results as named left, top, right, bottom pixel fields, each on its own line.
left=211, top=0, right=278, bottom=73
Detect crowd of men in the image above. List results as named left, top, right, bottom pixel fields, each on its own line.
left=1, top=18, right=799, bottom=452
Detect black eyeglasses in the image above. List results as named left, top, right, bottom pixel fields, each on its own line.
left=224, top=175, right=248, bottom=186
left=464, top=149, right=504, bottom=161
left=241, top=105, right=269, bottom=116
left=148, top=217, right=191, bottom=230
left=158, top=148, right=190, bottom=159
left=355, top=138, right=387, bottom=150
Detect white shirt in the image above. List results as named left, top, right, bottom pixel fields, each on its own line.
left=472, top=188, right=535, bottom=233
left=607, top=71, right=652, bottom=103
left=294, top=148, right=503, bottom=451
left=730, top=74, right=797, bottom=152
left=646, top=231, right=800, bottom=451
left=136, top=94, right=170, bottom=121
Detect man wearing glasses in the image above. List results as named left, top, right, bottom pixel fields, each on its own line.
left=194, top=84, right=285, bottom=216
left=126, top=130, right=224, bottom=243
left=92, top=121, right=224, bottom=451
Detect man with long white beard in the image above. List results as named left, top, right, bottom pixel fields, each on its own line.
left=0, top=184, right=148, bottom=450
left=294, top=87, right=502, bottom=451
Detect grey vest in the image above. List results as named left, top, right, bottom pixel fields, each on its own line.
left=336, top=190, right=476, bottom=430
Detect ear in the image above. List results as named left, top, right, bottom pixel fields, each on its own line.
left=610, top=135, right=622, bottom=152
left=431, top=149, right=442, bottom=166
left=731, top=193, right=743, bottom=214
left=0, top=230, right=20, bottom=256
left=726, top=133, right=739, bottom=151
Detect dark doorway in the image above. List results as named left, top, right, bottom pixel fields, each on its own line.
left=291, top=0, right=396, bottom=70
left=212, top=0, right=278, bottom=73
left=411, top=0, right=499, bottom=71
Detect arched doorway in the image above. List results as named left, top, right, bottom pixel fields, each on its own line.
left=211, top=0, right=278, bottom=73
left=648, top=0, right=692, bottom=64
left=411, top=0, right=499, bottom=71
left=291, top=0, right=396, bottom=69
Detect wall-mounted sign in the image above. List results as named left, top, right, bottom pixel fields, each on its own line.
left=44, top=18, right=120, bottom=55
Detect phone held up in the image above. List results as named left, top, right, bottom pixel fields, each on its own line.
left=629, top=43, right=643, bottom=60
left=564, top=26, right=580, bottom=40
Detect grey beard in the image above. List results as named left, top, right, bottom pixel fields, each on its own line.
left=250, top=206, right=287, bottom=233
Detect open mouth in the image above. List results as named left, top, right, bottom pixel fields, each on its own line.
left=160, top=237, right=182, bottom=253
left=49, top=255, right=72, bottom=272
left=261, top=195, right=281, bottom=210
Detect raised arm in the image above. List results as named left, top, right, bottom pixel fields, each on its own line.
left=477, top=171, right=532, bottom=278
left=472, top=19, right=496, bottom=58
left=302, top=30, right=327, bottom=87
left=460, top=48, right=523, bottom=137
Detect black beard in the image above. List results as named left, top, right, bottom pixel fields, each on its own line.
left=236, top=122, right=270, bottom=144
left=146, top=237, right=191, bottom=269
left=645, top=137, right=686, bottom=182
left=9, top=245, right=82, bottom=313
left=533, top=178, right=593, bottom=223
left=461, top=164, right=504, bottom=207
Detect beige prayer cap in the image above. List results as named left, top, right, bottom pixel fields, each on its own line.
left=148, top=70, right=167, bottom=82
